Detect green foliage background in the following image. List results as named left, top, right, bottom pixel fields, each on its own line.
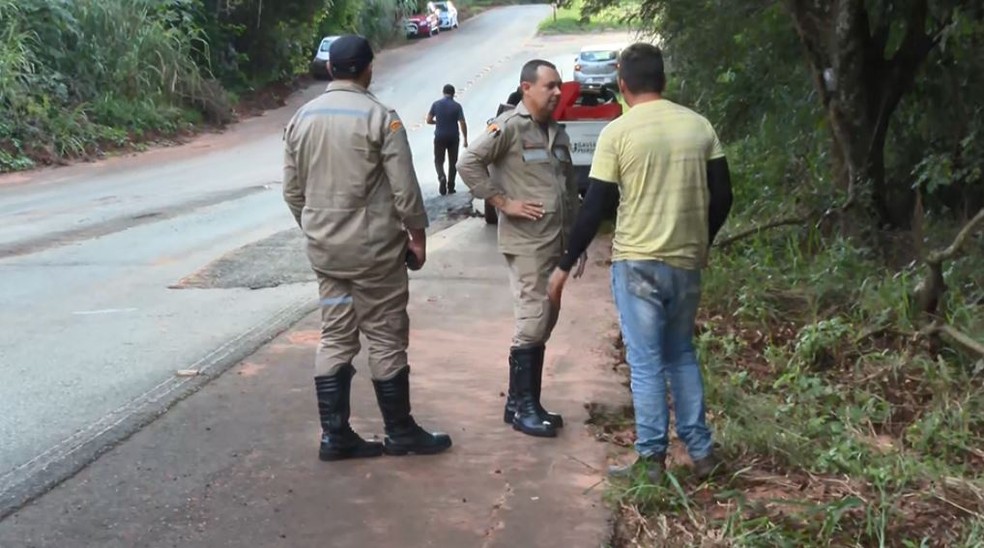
left=0, top=0, right=471, bottom=172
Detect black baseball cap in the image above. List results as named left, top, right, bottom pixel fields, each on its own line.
left=329, top=35, right=374, bottom=76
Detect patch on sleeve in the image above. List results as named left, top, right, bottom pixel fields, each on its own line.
left=389, top=119, right=404, bottom=133
left=486, top=123, right=501, bottom=136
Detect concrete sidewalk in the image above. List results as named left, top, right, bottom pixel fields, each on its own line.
left=0, top=218, right=626, bottom=548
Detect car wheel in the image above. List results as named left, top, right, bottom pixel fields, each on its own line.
left=483, top=200, right=498, bottom=225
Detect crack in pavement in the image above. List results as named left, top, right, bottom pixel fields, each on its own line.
left=481, top=481, right=514, bottom=547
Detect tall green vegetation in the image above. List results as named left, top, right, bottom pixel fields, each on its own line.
left=0, top=0, right=226, bottom=171
left=0, top=0, right=442, bottom=172
left=577, top=0, right=984, bottom=543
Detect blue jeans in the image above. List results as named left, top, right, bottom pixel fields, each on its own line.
left=611, top=260, right=713, bottom=460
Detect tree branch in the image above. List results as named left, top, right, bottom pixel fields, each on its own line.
left=921, top=322, right=984, bottom=359
left=915, top=207, right=982, bottom=328
left=868, top=0, right=938, bottom=162
left=714, top=187, right=867, bottom=249
left=714, top=214, right=813, bottom=249
left=784, top=0, right=834, bottom=105
left=870, top=14, right=891, bottom=57
left=832, top=0, right=867, bottom=79
left=927, top=208, right=984, bottom=265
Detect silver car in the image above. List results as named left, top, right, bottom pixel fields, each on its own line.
left=572, top=45, right=622, bottom=89
left=310, top=35, right=341, bottom=80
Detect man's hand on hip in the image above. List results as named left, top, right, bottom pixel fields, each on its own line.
left=489, top=195, right=544, bottom=221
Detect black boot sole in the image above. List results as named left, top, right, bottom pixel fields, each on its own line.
left=383, top=437, right=452, bottom=456
left=511, top=421, right=558, bottom=438
left=512, top=423, right=558, bottom=438
left=505, top=403, right=563, bottom=429
left=319, top=442, right=385, bottom=461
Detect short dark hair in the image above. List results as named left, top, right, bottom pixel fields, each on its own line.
left=520, top=59, right=557, bottom=84
left=443, top=83, right=455, bottom=96
left=331, top=64, right=369, bottom=81
left=506, top=86, right=522, bottom=106
left=618, top=43, right=666, bottom=94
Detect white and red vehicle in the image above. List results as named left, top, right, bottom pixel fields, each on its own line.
left=405, top=12, right=440, bottom=38
left=475, top=82, right=624, bottom=224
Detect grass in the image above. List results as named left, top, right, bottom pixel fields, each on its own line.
left=537, top=0, right=640, bottom=34
left=0, top=0, right=231, bottom=173
left=588, top=211, right=984, bottom=545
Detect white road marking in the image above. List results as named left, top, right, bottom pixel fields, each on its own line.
left=72, top=308, right=139, bottom=316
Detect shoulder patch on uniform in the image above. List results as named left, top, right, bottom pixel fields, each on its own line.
left=389, top=119, right=404, bottom=133
left=486, top=123, right=501, bottom=136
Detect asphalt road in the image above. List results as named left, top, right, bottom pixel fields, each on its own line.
left=0, top=3, right=633, bottom=518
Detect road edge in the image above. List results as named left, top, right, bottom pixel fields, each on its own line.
left=0, top=297, right=317, bottom=521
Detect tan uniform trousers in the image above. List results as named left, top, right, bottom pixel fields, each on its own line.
left=506, top=252, right=562, bottom=349
left=315, top=263, right=410, bottom=380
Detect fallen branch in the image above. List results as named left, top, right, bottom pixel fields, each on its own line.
left=920, top=322, right=984, bottom=359
left=714, top=214, right=813, bottom=248
left=713, top=190, right=859, bottom=249
left=927, top=208, right=984, bottom=265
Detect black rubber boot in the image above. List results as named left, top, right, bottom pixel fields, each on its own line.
left=503, top=346, right=563, bottom=429
left=315, top=364, right=384, bottom=461
left=503, top=354, right=518, bottom=424
left=510, top=348, right=558, bottom=438
left=373, top=367, right=452, bottom=456
left=532, top=345, right=564, bottom=428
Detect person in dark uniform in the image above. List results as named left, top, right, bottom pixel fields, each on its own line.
left=427, top=84, right=468, bottom=195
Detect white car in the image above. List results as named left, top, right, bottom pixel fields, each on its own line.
left=428, top=1, right=459, bottom=30
left=310, top=35, right=341, bottom=80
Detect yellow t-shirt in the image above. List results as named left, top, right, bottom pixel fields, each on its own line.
left=588, top=99, right=725, bottom=270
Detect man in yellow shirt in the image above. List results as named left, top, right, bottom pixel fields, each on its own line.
left=548, top=43, right=733, bottom=482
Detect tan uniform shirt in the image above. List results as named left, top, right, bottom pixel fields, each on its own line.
left=457, top=101, right=579, bottom=256
left=283, top=81, right=429, bottom=278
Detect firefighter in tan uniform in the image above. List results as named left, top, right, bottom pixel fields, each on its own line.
left=457, top=59, right=583, bottom=438
left=283, top=35, right=451, bottom=461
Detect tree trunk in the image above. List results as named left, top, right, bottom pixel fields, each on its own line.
left=786, top=0, right=938, bottom=232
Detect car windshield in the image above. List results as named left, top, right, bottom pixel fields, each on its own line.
left=580, top=50, right=617, bottom=62
left=319, top=40, right=334, bottom=52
